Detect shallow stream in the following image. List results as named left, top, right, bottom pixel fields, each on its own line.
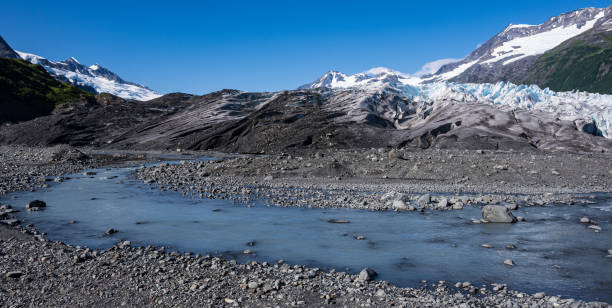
left=3, top=162, right=611, bottom=302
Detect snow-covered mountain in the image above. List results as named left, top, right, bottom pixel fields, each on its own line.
left=16, top=51, right=161, bottom=101
left=426, top=6, right=611, bottom=86
left=299, top=6, right=612, bottom=138
left=298, top=67, right=421, bottom=90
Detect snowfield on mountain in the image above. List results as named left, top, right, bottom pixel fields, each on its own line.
left=16, top=51, right=160, bottom=101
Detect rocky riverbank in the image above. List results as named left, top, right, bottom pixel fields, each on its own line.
left=0, top=145, right=165, bottom=195
left=1, top=145, right=611, bottom=307
left=136, top=148, right=612, bottom=211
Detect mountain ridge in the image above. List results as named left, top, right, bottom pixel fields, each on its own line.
left=15, top=50, right=162, bottom=101
left=301, top=6, right=612, bottom=95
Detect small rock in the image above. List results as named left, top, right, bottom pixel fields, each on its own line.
left=533, top=292, right=546, bottom=299
left=388, top=149, right=402, bottom=160
left=25, top=200, right=46, bottom=210
left=580, top=217, right=591, bottom=224
left=588, top=225, right=602, bottom=231
left=375, top=289, right=386, bottom=297
left=248, top=281, right=259, bottom=289
left=481, top=244, right=493, bottom=248
left=504, top=259, right=515, bottom=266
left=105, top=228, right=118, bottom=235
left=357, top=268, right=377, bottom=282
left=327, top=219, right=350, bottom=224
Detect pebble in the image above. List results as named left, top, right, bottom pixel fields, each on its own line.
left=5, top=271, right=23, bottom=278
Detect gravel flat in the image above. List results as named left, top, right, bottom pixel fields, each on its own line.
left=136, top=148, right=612, bottom=211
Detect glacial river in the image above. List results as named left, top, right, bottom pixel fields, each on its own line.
left=3, top=161, right=611, bottom=302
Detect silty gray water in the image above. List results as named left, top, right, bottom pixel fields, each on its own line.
left=4, top=163, right=611, bottom=302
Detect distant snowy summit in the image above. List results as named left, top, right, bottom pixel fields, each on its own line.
left=302, top=6, right=611, bottom=91
left=298, top=67, right=422, bottom=90
left=16, top=51, right=161, bottom=101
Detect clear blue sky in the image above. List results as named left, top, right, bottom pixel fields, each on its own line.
left=1, top=0, right=608, bottom=94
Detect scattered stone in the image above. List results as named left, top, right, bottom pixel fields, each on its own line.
left=504, top=259, right=515, bottom=266
left=482, top=205, right=517, bottom=223
left=105, top=228, right=118, bottom=235
left=327, top=219, right=350, bottom=224
left=588, top=225, right=602, bottom=231
left=5, top=271, right=23, bottom=278
left=533, top=292, right=546, bottom=299
left=580, top=217, right=591, bottom=224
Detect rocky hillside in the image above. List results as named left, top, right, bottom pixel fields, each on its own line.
left=3, top=86, right=609, bottom=153
left=0, top=57, right=94, bottom=123
left=521, top=24, right=612, bottom=94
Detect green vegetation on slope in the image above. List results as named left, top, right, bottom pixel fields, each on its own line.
left=0, top=57, right=94, bottom=123
left=524, top=30, right=612, bottom=94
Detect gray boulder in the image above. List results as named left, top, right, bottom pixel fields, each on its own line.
left=358, top=268, right=377, bottom=282
left=417, top=194, right=430, bottom=208
left=482, top=205, right=517, bottom=223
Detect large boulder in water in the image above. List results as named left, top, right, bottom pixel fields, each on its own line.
left=482, top=205, right=517, bottom=223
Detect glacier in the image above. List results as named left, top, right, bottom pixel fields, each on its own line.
left=302, top=68, right=612, bottom=138
left=406, top=82, right=612, bottom=138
